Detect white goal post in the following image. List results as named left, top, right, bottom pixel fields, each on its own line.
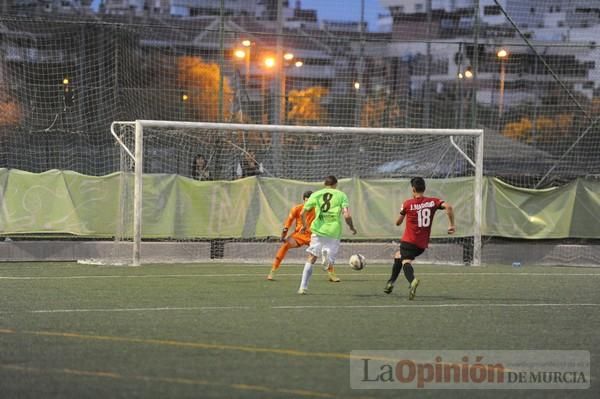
left=110, top=121, right=484, bottom=267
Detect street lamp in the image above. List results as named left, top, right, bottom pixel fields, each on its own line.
left=260, top=53, right=303, bottom=123
left=497, top=48, right=508, bottom=116
left=456, top=66, right=473, bottom=128
left=241, top=40, right=252, bottom=85
left=180, top=92, right=189, bottom=120
left=464, top=67, right=473, bottom=79
left=62, top=77, right=74, bottom=108
left=234, top=49, right=246, bottom=60
left=264, top=56, right=276, bottom=69
left=261, top=56, right=276, bottom=123
left=233, top=48, right=247, bottom=88
left=281, top=53, right=303, bottom=123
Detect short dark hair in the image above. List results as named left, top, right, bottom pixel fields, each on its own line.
left=302, top=190, right=313, bottom=200
left=324, top=175, right=337, bottom=186
left=410, top=177, right=426, bottom=193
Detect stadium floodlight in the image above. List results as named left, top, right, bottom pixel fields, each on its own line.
left=107, top=121, right=484, bottom=267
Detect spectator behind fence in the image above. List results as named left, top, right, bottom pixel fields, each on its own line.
left=191, top=154, right=212, bottom=181
left=236, top=151, right=263, bottom=178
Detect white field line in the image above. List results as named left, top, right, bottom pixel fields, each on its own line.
left=1, top=303, right=599, bottom=314
left=17, top=306, right=251, bottom=314
left=272, top=303, right=600, bottom=309
left=1, top=272, right=600, bottom=280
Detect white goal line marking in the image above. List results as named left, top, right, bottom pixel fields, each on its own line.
left=2, top=303, right=599, bottom=314
left=1, top=272, right=600, bottom=280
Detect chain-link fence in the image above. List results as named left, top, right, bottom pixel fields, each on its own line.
left=1, top=1, right=599, bottom=187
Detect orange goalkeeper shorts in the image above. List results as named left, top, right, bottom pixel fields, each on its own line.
left=290, top=231, right=311, bottom=246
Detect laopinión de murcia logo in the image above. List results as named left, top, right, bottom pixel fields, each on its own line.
left=350, top=350, right=590, bottom=390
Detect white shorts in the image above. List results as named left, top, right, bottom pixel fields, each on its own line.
left=306, top=234, right=340, bottom=265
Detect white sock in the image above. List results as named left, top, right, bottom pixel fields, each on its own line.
left=300, top=262, right=313, bottom=290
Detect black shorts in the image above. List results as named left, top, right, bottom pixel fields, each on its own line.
left=399, top=241, right=425, bottom=261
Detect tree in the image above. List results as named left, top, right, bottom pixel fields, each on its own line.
left=502, top=114, right=573, bottom=143
left=359, top=95, right=403, bottom=128
left=177, top=56, right=233, bottom=122
left=0, top=100, right=20, bottom=127
left=0, top=82, right=21, bottom=127
left=286, top=86, right=329, bottom=125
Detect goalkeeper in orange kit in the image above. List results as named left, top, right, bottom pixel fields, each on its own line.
left=267, top=191, right=315, bottom=281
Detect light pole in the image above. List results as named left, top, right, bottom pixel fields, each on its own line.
left=457, top=66, right=473, bottom=129
left=262, top=56, right=275, bottom=123
left=234, top=40, right=253, bottom=98
left=281, top=52, right=300, bottom=123
left=260, top=53, right=302, bottom=124
left=242, top=39, right=252, bottom=86
left=497, top=48, right=508, bottom=116
left=180, top=92, right=189, bottom=120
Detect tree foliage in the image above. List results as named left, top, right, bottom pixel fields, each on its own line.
left=286, top=86, right=329, bottom=125
left=502, top=114, right=574, bottom=143
left=360, top=95, right=403, bottom=128
left=0, top=85, right=21, bottom=127
left=0, top=100, right=21, bottom=127
left=177, top=56, right=233, bottom=122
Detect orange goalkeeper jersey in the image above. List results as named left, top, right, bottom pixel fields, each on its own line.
left=284, top=204, right=315, bottom=234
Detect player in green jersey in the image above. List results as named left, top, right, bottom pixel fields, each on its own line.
left=298, top=175, right=357, bottom=294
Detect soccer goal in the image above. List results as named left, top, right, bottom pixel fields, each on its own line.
left=105, top=121, right=483, bottom=266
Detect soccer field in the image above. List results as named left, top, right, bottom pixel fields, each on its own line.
left=0, top=262, right=598, bottom=398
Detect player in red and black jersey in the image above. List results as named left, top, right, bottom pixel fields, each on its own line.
left=384, top=177, right=455, bottom=300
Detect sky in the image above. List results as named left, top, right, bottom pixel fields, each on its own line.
left=90, top=0, right=388, bottom=32
left=295, top=0, right=387, bottom=31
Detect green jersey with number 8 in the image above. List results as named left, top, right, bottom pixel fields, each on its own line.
left=303, top=188, right=350, bottom=239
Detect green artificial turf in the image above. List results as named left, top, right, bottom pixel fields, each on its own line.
left=0, top=262, right=598, bottom=398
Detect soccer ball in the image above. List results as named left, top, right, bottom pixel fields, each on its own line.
left=349, top=254, right=366, bottom=271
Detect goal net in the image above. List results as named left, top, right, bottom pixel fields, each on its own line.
left=101, top=121, right=483, bottom=266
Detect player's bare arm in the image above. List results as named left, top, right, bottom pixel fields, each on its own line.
left=395, top=213, right=406, bottom=226
left=442, top=202, right=456, bottom=234
left=342, top=207, right=357, bottom=235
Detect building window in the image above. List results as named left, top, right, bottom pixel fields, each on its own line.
left=415, top=4, right=424, bottom=12
left=583, top=81, right=594, bottom=90
left=484, top=5, right=501, bottom=15
left=530, top=7, right=535, bottom=14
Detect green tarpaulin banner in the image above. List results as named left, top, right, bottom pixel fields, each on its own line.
left=0, top=169, right=598, bottom=239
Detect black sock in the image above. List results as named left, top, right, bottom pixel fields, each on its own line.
left=404, top=263, right=415, bottom=284
left=388, top=258, right=403, bottom=284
